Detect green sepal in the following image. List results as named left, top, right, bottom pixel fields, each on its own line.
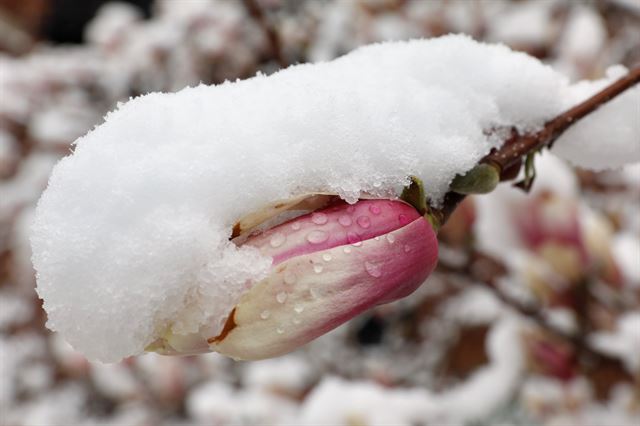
left=424, top=211, right=441, bottom=232
left=400, top=175, right=428, bottom=215
left=514, top=152, right=537, bottom=192
left=450, top=163, right=500, bottom=195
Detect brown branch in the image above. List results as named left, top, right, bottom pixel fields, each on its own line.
left=436, top=66, right=640, bottom=225
left=429, top=69, right=639, bottom=381
left=485, top=66, right=640, bottom=171
left=437, top=252, right=619, bottom=366
left=242, top=0, right=288, bottom=69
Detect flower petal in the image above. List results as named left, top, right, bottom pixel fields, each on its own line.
left=244, top=199, right=422, bottom=265
left=210, top=216, right=437, bottom=360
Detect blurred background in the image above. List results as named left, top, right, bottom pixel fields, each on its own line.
left=1, top=0, right=639, bottom=425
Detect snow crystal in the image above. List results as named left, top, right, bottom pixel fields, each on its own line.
left=31, top=35, right=637, bottom=362
left=553, top=66, right=640, bottom=170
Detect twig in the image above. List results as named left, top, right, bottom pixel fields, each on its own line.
left=430, top=70, right=639, bottom=380
left=436, top=67, right=640, bottom=225
left=438, top=252, right=619, bottom=366
left=242, top=0, right=288, bottom=68
left=485, top=67, right=640, bottom=171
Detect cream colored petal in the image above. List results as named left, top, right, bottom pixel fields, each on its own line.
left=210, top=217, right=437, bottom=360
left=232, top=193, right=335, bottom=239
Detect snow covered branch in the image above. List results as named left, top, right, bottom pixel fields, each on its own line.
left=436, top=248, right=635, bottom=392
left=435, top=66, right=640, bottom=226
left=488, top=66, right=640, bottom=172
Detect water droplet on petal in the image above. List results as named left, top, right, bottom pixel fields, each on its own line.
left=276, top=326, right=285, bottom=334
left=398, top=214, right=410, bottom=225
left=338, top=214, right=352, bottom=227
left=369, top=205, right=382, bottom=215
left=269, top=232, right=286, bottom=248
left=276, top=292, right=288, bottom=303
left=322, top=253, right=332, bottom=262
left=293, top=317, right=302, bottom=325
left=307, top=230, right=328, bottom=244
left=364, top=261, right=382, bottom=278
left=386, top=234, right=396, bottom=244
left=356, top=216, right=371, bottom=229
left=260, top=310, right=270, bottom=320
left=343, top=246, right=352, bottom=254
left=291, top=222, right=301, bottom=231
left=311, top=212, right=328, bottom=225
left=313, top=264, right=324, bottom=274
left=374, top=236, right=380, bottom=241
left=294, top=304, right=304, bottom=313
left=404, top=244, right=411, bottom=253
left=284, top=271, right=296, bottom=284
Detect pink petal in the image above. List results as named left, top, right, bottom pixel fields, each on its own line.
left=244, top=199, right=421, bottom=265
left=210, top=214, right=437, bottom=360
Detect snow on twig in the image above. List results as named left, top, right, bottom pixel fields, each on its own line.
left=436, top=67, right=640, bottom=225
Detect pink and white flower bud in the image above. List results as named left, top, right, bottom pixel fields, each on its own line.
left=523, top=330, right=576, bottom=381
left=514, top=193, right=585, bottom=259
left=514, top=193, right=588, bottom=283
left=153, top=199, right=438, bottom=360
left=514, top=192, right=623, bottom=287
